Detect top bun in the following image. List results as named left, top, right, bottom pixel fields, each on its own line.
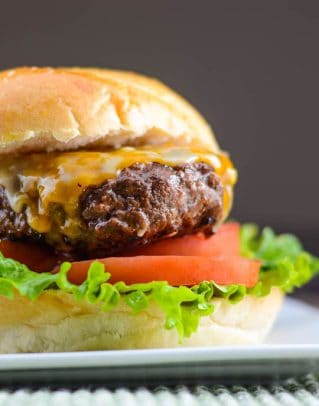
left=0, top=67, right=219, bottom=154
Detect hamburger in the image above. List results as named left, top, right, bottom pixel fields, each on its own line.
left=0, top=67, right=317, bottom=353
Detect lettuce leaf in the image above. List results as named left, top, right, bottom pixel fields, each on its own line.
left=0, top=224, right=318, bottom=340
left=241, top=224, right=319, bottom=296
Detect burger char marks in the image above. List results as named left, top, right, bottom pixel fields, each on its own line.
left=0, top=186, right=39, bottom=241
left=79, top=162, right=223, bottom=257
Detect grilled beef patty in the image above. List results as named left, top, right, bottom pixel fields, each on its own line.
left=0, top=162, right=223, bottom=258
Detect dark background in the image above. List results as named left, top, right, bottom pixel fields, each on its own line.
left=0, top=1, right=318, bottom=293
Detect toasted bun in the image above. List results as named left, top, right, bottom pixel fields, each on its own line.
left=0, top=67, right=218, bottom=155
left=0, top=288, right=283, bottom=353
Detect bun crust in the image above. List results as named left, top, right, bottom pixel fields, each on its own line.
left=0, top=67, right=218, bottom=154
left=0, top=289, right=283, bottom=353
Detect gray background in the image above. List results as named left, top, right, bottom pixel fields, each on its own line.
left=0, top=1, right=318, bottom=291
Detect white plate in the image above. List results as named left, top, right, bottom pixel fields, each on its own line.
left=267, top=297, right=319, bottom=344
left=0, top=298, right=319, bottom=387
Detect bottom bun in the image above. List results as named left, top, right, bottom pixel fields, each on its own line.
left=0, top=288, right=283, bottom=353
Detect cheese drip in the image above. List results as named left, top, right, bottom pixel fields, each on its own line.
left=0, top=147, right=237, bottom=236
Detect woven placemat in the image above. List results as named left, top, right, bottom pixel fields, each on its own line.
left=1, top=375, right=319, bottom=405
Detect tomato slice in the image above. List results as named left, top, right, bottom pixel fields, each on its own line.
left=0, top=240, right=58, bottom=273
left=124, top=222, right=240, bottom=257
left=67, top=255, right=260, bottom=287
left=0, top=222, right=256, bottom=288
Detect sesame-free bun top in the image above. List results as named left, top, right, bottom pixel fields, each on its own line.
left=0, top=67, right=219, bottom=154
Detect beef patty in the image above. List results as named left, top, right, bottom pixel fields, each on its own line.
left=0, top=162, right=223, bottom=258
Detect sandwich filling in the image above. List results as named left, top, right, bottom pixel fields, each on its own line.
left=0, top=146, right=236, bottom=258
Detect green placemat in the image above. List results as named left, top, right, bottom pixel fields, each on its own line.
left=1, top=375, right=319, bottom=405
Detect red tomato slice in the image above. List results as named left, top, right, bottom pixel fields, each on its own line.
left=124, top=222, right=240, bottom=257
left=67, top=255, right=260, bottom=287
left=0, top=240, right=58, bottom=273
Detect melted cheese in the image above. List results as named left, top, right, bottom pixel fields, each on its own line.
left=0, top=147, right=237, bottom=236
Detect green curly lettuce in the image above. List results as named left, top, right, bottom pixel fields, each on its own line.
left=0, top=224, right=318, bottom=340
left=241, top=224, right=319, bottom=297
